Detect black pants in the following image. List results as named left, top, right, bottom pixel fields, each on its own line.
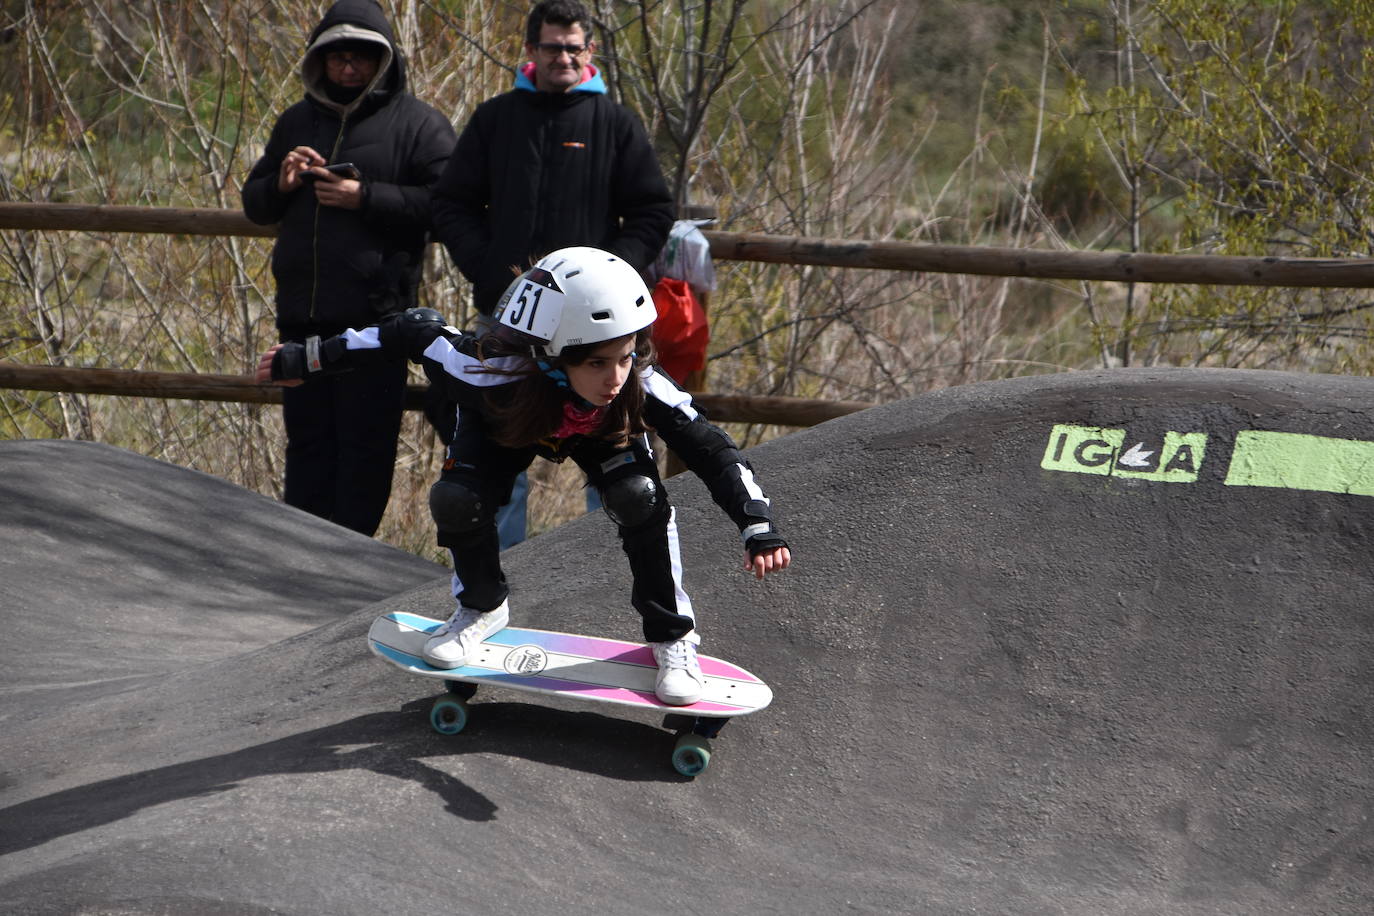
left=437, top=414, right=696, bottom=643
left=281, top=359, right=408, bottom=537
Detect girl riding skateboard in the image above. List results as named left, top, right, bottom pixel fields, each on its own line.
left=258, top=246, right=791, bottom=705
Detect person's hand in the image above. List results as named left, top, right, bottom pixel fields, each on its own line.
left=277, top=146, right=325, bottom=193
left=311, top=171, right=364, bottom=210
left=743, top=545, right=791, bottom=580
left=255, top=344, right=303, bottom=387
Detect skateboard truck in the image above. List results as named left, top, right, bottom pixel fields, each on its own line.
left=662, top=713, right=728, bottom=739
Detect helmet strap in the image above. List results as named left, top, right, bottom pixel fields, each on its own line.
left=535, top=357, right=602, bottom=410
left=535, top=358, right=570, bottom=390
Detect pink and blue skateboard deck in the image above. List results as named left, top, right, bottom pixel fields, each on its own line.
left=367, top=611, right=772, bottom=775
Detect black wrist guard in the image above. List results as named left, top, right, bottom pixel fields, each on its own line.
left=271, top=342, right=308, bottom=380
left=744, top=529, right=788, bottom=557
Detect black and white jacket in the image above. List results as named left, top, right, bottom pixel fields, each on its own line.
left=280, top=311, right=784, bottom=550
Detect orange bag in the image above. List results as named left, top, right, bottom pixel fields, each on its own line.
left=650, top=276, right=709, bottom=385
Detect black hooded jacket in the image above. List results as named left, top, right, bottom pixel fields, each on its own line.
left=241, top=0, right=456, bottom=338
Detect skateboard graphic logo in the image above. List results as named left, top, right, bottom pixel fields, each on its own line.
left=503, top=645, right=549, bottom=675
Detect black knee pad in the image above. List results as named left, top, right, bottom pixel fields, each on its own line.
left=429, top=479, right=486, bottom=534
left=601, top=474, right=665, bottom=529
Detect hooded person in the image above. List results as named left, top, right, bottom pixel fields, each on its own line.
left=241, top=0, right=457, bottom=537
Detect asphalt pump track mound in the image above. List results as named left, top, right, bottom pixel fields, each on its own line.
left=1, top=368, right=1369, bottom=915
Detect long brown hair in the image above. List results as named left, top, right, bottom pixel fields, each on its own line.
left=479, top=329, right=657, bottom=449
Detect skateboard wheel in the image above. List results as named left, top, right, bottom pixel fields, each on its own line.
left=429, top=696, right=469, bottom=735
left=672, top=733, right=712, bottom=777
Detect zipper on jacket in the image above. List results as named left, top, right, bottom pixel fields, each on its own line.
left=309, top=111, right=350, bottom=323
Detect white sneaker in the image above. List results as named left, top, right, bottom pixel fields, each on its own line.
left=651, top=636, right=705, bottom=706
left=422, top=600, right=509, bottom=669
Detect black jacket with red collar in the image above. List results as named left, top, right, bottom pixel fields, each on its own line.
left=431, top=65, right=674, bottom=317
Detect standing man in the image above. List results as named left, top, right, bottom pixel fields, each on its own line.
left=242, top=0, right=456, bottom=537
left=431, top=0, right=674, bottom=546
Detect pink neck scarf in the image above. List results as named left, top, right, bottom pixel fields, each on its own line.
left=553, top=400, right=606, bottom=438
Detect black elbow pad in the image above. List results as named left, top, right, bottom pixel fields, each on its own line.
left=380, top=307, right=452, bottom=351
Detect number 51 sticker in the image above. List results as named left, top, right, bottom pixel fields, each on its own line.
left=500, top=280, right=563, bottom=340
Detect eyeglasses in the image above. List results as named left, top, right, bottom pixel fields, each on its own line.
left=324, top=51, right=378, bottom=70
left=534, top=42, right=589, bottom=57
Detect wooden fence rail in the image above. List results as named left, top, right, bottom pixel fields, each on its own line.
left=5, top=201, right=1374, bottom=286
left=0, top=362, right=874, bottom=428
left=6, top=200, right=1374, bottom=428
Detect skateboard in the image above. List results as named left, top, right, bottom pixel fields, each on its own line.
left=367, top=611, right=773, bottom=776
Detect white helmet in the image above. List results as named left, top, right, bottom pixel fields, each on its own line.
left=493, top=247, right=656, bottom=357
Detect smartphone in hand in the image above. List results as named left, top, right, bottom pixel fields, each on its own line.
left=302, top=162, right=361, bottom=182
